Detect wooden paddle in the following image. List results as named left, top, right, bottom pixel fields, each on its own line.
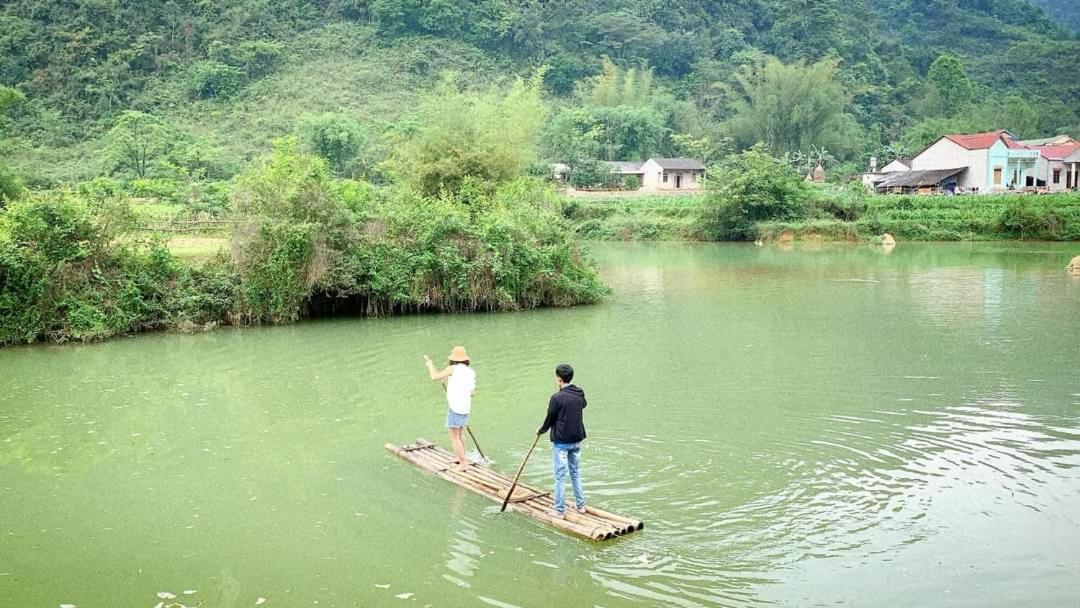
left=500, top=433, right=543, bottom=513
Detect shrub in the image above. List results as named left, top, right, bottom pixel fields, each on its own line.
left=299, top=113, right=366, bottom=175
left=570, top=159, right=618, bottom=189
left=0, top=161, right=23, bottom=206
left=0, top=195, right=181, bottom=344
left=704, top=145, right=810, bottom=240
left=189, top=60, right=246, bottom=99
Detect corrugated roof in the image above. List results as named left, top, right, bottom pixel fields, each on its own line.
left=607, top=161, right=644, bottom=173
left=649, top=158, right=707, bottom=170
left=875, top=167, right=966, bottom=189
left=1019, top=135, right=1076, bottom=147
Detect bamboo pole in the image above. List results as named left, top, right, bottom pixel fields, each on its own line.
left=501, top=434, right=542, bottom=513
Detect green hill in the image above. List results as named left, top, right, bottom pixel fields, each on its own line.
left=1031, top=0, right=1080, bottom=32
left=1, top=0, right=1078, bottom=186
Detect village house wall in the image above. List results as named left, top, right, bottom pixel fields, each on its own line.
left=911, top=139, right=986, bottom=191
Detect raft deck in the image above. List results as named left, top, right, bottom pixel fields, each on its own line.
left=385, top=438, right=644, bottom=541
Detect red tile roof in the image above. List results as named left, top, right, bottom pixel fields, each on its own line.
left=943, top=130, right=1013, bottom=150
left=1037, top=143, right=1080, bottom=160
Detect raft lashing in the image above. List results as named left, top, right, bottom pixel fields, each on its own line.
left=385, top=438, right=644, bottom=541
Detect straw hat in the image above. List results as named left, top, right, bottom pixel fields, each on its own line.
left=448, top=346, right=470, bottom=362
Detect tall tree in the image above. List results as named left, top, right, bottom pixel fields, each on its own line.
left=923, top=54, right=974, bottom=118
left=106, top=111, right=173, bottom=178
left=387, top=72, right=548, bottom=196
left=723, top=56, right=858, bottom=158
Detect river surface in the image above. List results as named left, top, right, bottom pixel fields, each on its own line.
left=2, top=242, right=1079, bottom=608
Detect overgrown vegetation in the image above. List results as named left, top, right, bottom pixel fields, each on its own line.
left=0, top=142, right=607, bottom=345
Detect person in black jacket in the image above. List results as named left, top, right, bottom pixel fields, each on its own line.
left=537, top=363, right=587, bottom=518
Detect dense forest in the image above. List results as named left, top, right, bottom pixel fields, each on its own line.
left=1, top=0, right=1078, bottom=188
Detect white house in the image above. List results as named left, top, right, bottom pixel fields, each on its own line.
left=607, top=158, right=707, bottom=192
left=910, top=130, right=1038, bottom=193
left=1021, top=137, right=1079, bottom=192
left=862, top=157, right=910, bottom=189
left=1065, top=148, right=1080, bottom=191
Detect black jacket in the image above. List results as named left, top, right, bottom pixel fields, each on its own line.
left=538, top=384, right=587, bottom=444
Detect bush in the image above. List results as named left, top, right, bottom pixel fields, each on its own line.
left=704, top=145, right=811, bottom=240
left=189, top=60, right=246, bottom=99
left=570, top=159, right=618, bottom=189
left=299, top=113, right=366, bottom=175
left=129, top=178, right=180, bottom=202
left=0, top=195, right=182, bottom=344
left=0, top=161, right=24, bottom=206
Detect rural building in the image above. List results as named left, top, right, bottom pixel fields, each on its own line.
left=1064, top=147, right=1080, bottom=190
left=607, top=158, right=706, bottom=192
left=909, top=130, right=1040, bottom=193
left=861, top=157, right=911, bottom=189
left=1025, top=139, right=1080, bottom=192
left=868, top=130, right=1080, bottom=194
left=880, top=158, right=912, bottom=173
left=873, top=168, right=966, bottom=195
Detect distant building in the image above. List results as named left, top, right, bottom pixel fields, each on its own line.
left=606, top=158, right=706, bottom=192
left=880, top=158, right=912, bottom=173
left=1020, top=136, right=1080, bottom=192
left=862, top=157, right=910, bottom=189
left=868, top=130, right=1079, bottom=194
left=908, top=130, right=1039, bottom=193
left=1018, top=135, right=1077, bottom=147
left=1064, top=147, right=1080, bottom=191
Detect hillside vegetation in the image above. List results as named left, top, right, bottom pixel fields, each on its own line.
left=1, top=0, right=1078, bottom=187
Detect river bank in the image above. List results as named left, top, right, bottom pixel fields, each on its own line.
left=0, top=146, right=608, bottom=347
left=566, top=190, right=1080, bottom=242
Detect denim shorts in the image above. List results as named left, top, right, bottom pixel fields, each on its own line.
left=445, top=409, right=469, bottom=428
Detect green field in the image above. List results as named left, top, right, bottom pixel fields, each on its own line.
left=567, top=191, right=1080, bottom=242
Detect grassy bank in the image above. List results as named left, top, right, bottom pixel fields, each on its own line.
left=564, top=194, right=710, bottom=241
left=0, top=146, right=608, bottom=346
left=565, top=190, right=1080, bottom=242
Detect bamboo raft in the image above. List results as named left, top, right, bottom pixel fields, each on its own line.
left=385, top=438, right=644, bottom=541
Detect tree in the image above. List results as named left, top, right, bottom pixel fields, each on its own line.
left=899, top=116, right=990, bottom=155
left=0, top=85, right=24, bottom=116
left=387, top=72, right=548, bottom=196
left=723, top=56, right=858, bottom=159
left=923, top=54, right=974, bottom=118
left=998, top=95, right=1039, bottom=138
left=705, top=145, right=810, bottom=240
left=0, top=161, right=23, bottom=205
left=299, top=113, right=366, bottom=176
left=106, top=111, right=173, bottom=178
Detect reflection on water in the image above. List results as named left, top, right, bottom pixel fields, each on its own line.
left=1, top=242, right=1079, bottom=607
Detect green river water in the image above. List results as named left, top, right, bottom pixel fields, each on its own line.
left=2, top=242, right=1079, bottom=608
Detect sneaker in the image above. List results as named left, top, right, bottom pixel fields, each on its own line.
left=574, top=505, right=587, bottom=514
left=550, top=509, right=566, bottom=519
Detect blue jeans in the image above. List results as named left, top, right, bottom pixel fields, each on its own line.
left=552, top=442, right=585, bottom=514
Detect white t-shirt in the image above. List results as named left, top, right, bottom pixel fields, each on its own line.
left=446, top=365, right=476, bottom=415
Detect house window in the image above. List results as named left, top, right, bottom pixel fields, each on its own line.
left=662, top=173, right=668, bottom=183
left=993, top=167, right=1002, bottom=185
left=1053, top=169, right=1061, bottom=184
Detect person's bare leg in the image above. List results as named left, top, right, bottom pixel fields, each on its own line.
left=451, top=427, right=468, bottom=470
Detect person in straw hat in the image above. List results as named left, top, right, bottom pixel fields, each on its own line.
left=424, top=346, right=476, bottom=471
